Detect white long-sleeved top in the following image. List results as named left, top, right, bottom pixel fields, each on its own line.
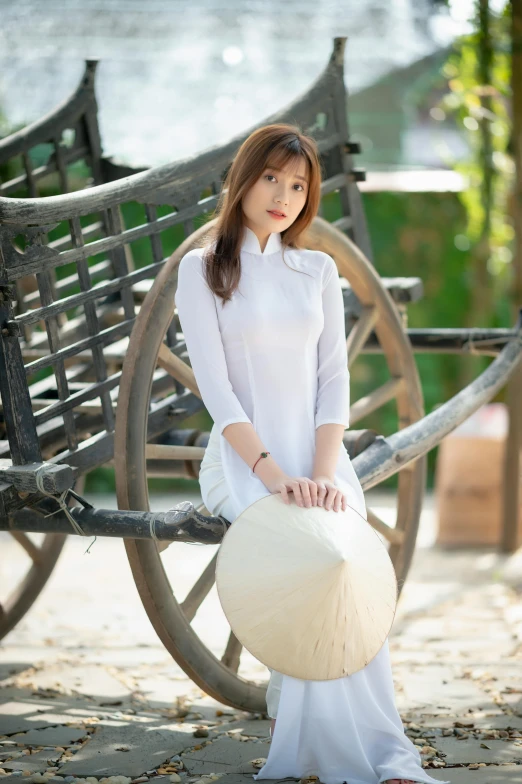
left=175, top=225, right=363, bottom=520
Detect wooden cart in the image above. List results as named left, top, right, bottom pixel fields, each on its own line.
left=1, top=38, right=521, bottom=714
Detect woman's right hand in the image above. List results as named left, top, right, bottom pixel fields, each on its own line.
left=264, top=473, right=319, bottom=508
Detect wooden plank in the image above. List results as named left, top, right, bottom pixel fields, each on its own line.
left=0, top=460, right=74, bottom=494
left=0, top=296, right=42, bottom=464
left=70, top=216, right=115, bottom=431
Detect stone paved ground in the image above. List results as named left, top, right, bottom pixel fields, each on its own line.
left=1, top=491, right=521, bottom=784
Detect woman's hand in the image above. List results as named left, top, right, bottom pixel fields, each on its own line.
left=264, top=472, right=348, bottom=512
left=264, top=473, right=318, bottom=508
left=312, top=475, right=350, bottom=513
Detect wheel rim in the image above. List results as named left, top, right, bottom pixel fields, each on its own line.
left=0, top=475, right=86, bottom=641
left=114, top=216, right=425, bottom=713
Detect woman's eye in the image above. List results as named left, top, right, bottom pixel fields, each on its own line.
left=265, top=174, right=304, bottom=191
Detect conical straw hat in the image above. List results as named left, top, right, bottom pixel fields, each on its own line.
left=215, top=492, right=398, bottom=680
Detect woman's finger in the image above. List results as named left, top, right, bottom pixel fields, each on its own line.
left=290, top=480, right=303, bottom=507
left=307, top=479, right=318, bottom=506
left=325, top=485, right=338, bottom=511
left=333, top=490, right=343, bottom=512
left=316, top=482, right=327, bottom=507
left=299, top=479, right=312, bottom=508
left=278, top=485, right=289, bottom=504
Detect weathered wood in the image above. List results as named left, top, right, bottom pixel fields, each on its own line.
left=329, top=38, right=373, bottom=262
left=353, top=313, right=522, bottom=490
left=23, top=320, right=134, bottom=375
left=0, top=62, right=102, bottom=205
left=0, top=293, right=42, bottom=465
left=145, top=443, right=205, bottom=460
left=70, top=216, right=115, bottom=431
left=35, top=267, right=78, bottom=451
left=14, top=261, right=163, bottom=326
left=397, top=328, right=516, bottom=355
left=342, top=429, right=378, bottom=459
left=0, top=38, right=375, bottom=676
left=3, top=502, right=231, bottom=545
left=0, top=61, right=98, bottom=164
left=49, top=388, right=202, bottom=477
left=0, top=40, right=362, bottom=226
left=0, top=460, right=74, bottom=494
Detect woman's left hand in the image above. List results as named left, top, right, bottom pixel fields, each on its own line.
left=312, top=475, right=349, bottom=512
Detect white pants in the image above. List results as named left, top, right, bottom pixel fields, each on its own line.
left=198, top=424, right=283, bottom=718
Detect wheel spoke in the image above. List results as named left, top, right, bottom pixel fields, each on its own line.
left=157, top=342, right=200, bottom=396
left=146, top=443, right=205, bottom=460
left=350, top=377, right=403, bottom=425
left=9, top=532, right=42, bottom=563
left=180, top=551, right=218, bottom=622
left=221, top=630, right=243, bottom=672
left=347, top=306, right=378, bottom=368
left=366, top=508, right=404, bottom=545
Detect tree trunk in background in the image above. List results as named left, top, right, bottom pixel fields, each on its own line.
left=460, top=0, right=495, bottom=388
left=501, top=0, right=522, bottom=552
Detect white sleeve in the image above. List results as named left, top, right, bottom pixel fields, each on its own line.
left=174, top=251, right=253, bottom=436
left=314, top=253, right=350, bottom=429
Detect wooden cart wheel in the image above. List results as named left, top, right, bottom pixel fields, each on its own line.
left=0, top=475, right=86, bottom=641
left=114, top=215, right=426, bottom=714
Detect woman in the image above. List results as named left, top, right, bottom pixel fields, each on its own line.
left=174, top=124, right=449, bottom=784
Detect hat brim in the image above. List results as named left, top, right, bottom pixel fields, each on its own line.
left=215, top=492, right=397, bottom=680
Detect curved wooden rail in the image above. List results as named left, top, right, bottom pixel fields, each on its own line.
left=0, top=40, right=351, bottom=225
left=0, top=61, right=98, bottom=161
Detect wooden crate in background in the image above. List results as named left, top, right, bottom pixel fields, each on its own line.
left=435, top=404, right=522, bottom=546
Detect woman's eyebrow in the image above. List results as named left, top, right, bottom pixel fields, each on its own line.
left=266, top=165, right=309, bottom=183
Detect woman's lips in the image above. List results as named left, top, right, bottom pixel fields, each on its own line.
left=267, top=210, right=286, bottom=220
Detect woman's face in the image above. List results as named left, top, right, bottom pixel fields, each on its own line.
left=242, top=157, right=309, bottom=238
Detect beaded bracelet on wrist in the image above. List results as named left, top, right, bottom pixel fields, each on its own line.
left=252, top=451, right=270, bottom=473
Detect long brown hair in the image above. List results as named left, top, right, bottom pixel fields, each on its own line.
left=199, top=123, right=323, bottom=304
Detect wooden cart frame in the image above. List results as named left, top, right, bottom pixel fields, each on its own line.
left=1, top=38, right=521, bottom=713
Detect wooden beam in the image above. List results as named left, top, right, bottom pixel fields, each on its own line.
left=146, top=443, right=205, bottom=460
left=501, top=0, right=522, bottom=552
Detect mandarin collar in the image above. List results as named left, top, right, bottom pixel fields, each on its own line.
left=241, top=225, right=283, bottom=256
